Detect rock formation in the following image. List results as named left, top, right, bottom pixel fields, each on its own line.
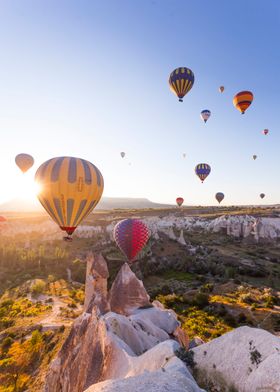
left=44, top=256, right=196, bottom=392
left=109, top=263, right=150, bottom=315
left=84, top=253, right=110, bottom=314
left=193, top=326, right=280, bottom=392
left=84, top=353, right=204, bottom=392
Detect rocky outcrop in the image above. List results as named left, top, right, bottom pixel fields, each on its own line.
left=207, top=215, right=280, bottom=241
left=178, top=229, right=186, bottom=245
left=84, top=253, right=110, bottom=314
left=44, top=261, right=190, bottom=392
left=193, top=326, right=280, bottom=392
left=109, top=263, right=150, bottom=315
left=84, top=355, right=204, bottom=392
left=145, top=214, right=280, bottom=242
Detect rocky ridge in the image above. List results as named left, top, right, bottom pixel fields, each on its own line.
left=3, top=214, right=280, bottom=242
left=44, top=253, right=198, bottom=392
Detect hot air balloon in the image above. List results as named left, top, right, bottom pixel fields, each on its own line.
left=15, top=154, right=34, bottom=173
left=263, top=129, right=269, bottom=135
left=114, top=219, right=150, bottom=262
left=233, top=91, right=253, bottom=114
left=200, top=110, right=211, bottom=123
left=35, top=157, right=104, bottom=240
left=120, top=152, right=125, bottom=158
left=260, top=193, right=265, bottom=199
left=215, top=192, right=224, bottom=204
left=195, top=163, right=211, bottom=183
left=176, top=197, right=184, bottom=207
left=183, top=153, right=186, bottom=158
left=169, top=67, right=194, bottom=102
left=219, top=86, right=224, bottom=93
left=253, top=155, right=257, bottom=160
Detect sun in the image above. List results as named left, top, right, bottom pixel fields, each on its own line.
left=20, top=177, right=42, bottom=201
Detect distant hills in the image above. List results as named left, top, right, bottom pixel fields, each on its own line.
left=0, top=197, right=173, bottom=212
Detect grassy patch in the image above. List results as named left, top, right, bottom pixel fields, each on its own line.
left=159, top=270, right=194, bottom=281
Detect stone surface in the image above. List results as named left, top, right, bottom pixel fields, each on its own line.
left=84, top=253, right=110, bottom=314
left=84, top=360, right=204, bottom=392
left=45, top=259, right=183, bottom=392
left=193, top=326, right=280, bottom=392
left=173, top=326, right=190, bottom=350
left=109, top=263, right=150, bottom=315
left=131, top=306, right=179, bottom=334
left=103, top=312, right=169, bottom=355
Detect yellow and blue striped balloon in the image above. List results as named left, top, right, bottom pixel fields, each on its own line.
left=169, top=67, right=194, bottom=102
left=35, top=157, right=104, bottom=237
left=195, top=163, right=211, bottom=183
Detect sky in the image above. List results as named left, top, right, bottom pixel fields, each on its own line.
left=0, top=0, right=279, bottom=206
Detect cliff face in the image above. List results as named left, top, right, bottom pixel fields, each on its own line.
left=44, top=253, right=196, bottom=392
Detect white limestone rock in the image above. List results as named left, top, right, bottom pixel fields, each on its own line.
left=193, top=326, right=280, bottom=392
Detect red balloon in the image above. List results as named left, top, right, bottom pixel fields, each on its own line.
left=113, top=219, right=150, bottom=262
left=263, top=129, right=269, bottom=135
left=176, top=197, right=184, bottom=207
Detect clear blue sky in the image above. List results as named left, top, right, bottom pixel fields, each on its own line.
left=0, top=0, right=279, bottom=206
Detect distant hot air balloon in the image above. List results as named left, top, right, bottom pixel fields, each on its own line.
left=233, top=91, right=254, bottom=114
left=253, top=155, right=257, bottom=160
left=15, top=154, right=34, bottom=173
left=176, top=197, right=184, bottom=207
left=263, top=129, right=269, bottom=135
left=215, top=192, right=224, bottom=204
left=169, top=67, right=194, bottom=102
left=183, top=153, right=186, bottom=158
left=219, top=86, right=225, bottom=93
left=35, top=156, right=104, bottom=240
left=114, top=219, right=150, bottom=262
left=200, top=110, right=211, bottom=123
left=260, top=193, right=265, bottom=199
left=120, top=152, right=125, bottom=158
left=195, top=163, right=211, bottom=183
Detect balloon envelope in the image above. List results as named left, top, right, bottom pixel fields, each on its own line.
left=114, top=219, right=150, bottom=262
left=195, top=163, right=211, bottom=183
left=260, top=193, right=265, bottom=199
left=263, top=129, right=269, bottom=135
left=35, top=156, right=104, bottom=236
left=15, top=154, right=34, bottom=173
left=200, top=110, right=211, bottom=123
left=219, top=86, right=225, bottom=93
left=169, top=67, right=194, bottom=102
left=233, top=91, right=253, bottom=114
left=176, top=197, right=184, bottom=207
left=183, top=153, right=186, bottom=158
left=120, top=152, right=125, bottom=158
left=253, top=155, right=257, bottom=160
left=215, top=192, right=224, bottom=204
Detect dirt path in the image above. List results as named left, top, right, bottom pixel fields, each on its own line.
left=39, top=296, right=66, bottom=327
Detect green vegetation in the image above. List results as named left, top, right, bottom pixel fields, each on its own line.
left=159, top=270, right=194, bottom=281
left=0, top=208, right=280, bottom=389
left=0, top=297, right=50, bottom=333
left=0, top=327, right=68, bottom=392
left=157, top=294, right=232, bottom=341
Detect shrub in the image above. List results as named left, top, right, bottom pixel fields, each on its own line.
left=31, top=280, right=46, bottom=296
left=1, top=337, right=13, bottom=351
left=200, top=283, right=214, bottom=293
left=175, top=348, right=196, bottom=369
left=264, top=295, right=275, bottom=309
left=192, top=293, right=209, bottom=308
left=224, top=313, right=237, bottom=327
